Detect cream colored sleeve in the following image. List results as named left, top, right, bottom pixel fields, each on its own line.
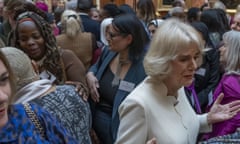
left=197, top=113, right=212, bottom=133
left=115, top=98, right=148, bottom=144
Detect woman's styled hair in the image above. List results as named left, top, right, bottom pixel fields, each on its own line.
left=4, top=0, right=24, bottom=12
left=12, top=11, right=65, bottom=84
left=10, top=1, right=48, bottom=21
left=223, top=30, right=240, bottom=72
left=0, top=49, right=16, bottom=103
left=200, top=9, right=230, bottom=35
left=187, top=7, right=200, bottom=23
left=112, top=14, right=150, bottom=62
left=144, top=18, right=203, bottom=81
left=136, top=0, right=156, bottom=24
left=61, top=9, right=84, bottom=37
left=102, top=3, right=121, bottom=18
left=118, top=4, right=136, bottom=15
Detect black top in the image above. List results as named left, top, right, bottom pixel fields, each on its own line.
left=97, top=65, right=119, bottom=114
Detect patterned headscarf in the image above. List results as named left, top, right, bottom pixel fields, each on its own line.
left=1, top=47, right=38, bottom=91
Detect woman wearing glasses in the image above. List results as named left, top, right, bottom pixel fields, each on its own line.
left=86, top=14, right=150, bottom=144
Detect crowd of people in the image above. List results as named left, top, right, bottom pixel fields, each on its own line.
left=0, top=0, right=240, bottom=143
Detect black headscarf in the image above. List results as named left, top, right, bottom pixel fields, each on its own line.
left=191, top=21, right=215, bottom=48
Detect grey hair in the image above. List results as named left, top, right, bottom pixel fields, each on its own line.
left=144, top=18, right=203, bottom=82
left=223, top=30, right=240, bottom=72
left=169, top=6, right=184, bottom=16
left=213, top=1, right=226, bottom=11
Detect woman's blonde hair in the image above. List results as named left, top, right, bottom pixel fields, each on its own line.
left=61, top=10, right=84, bottom=37
left=144, top=18, right=204, bottom=82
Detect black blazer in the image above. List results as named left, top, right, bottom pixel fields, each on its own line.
left=79, top=14, right=100, bottom=41
left=194, top=48, right=221, bottom=112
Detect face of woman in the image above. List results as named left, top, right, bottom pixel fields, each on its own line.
left=148, top=24, right=157, bottom=39
left=231, top=14, right=240, bottom=31
left=91, top=11, right=100, bottom=22
left=106, top=24, right=131, bottom=53
left=17, top=21, right=46, bottom=61
left=0, top=60, right=11, bottom=129
left=166, top=43, right=201, bottom=89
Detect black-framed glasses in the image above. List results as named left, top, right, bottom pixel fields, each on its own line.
left=107, top=31, right=125, bottom=40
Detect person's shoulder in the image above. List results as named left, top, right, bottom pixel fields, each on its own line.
left=99, top=47, right=115, bottom=59
left=12, top=103, right=48, bottom=119
left=120, top=79, right=153, bottom=113
left=55, top=84, right=77, bottom=95
left=125, top=78, right=149, bottom=100
left=28, top=103, right=47, bottom=114
left=54, top=84, right=87, bottom=104
left=8, top=104, right=44, bottom=127
left=9, top=104, right=49, bottom=118
left=61, top=49, right=74, bottom=55
left=79, top=32, right=93, bottom=39
left=11, top=103, right=24, bottom=109
left=61, top=49, right=78, bottom=58
left=8, top=104, right=26, bottom=116
left=56, top=33, right=67, bottom=40
left=222, top=73, right=240, bottom=81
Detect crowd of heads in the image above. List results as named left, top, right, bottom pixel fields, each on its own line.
left=0, top=0, right=240, bottom=143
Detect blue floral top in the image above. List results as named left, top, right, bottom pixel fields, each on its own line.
left=0, top=104, right=79, bottom=143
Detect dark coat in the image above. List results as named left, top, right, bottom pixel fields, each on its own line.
left=79, top=14, right=100, bottom=41
left=89, top=48, right=146, bottom=141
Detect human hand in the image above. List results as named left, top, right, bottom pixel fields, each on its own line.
left=86, top=72, right=100, bottom=102
left=31, top=60, right=39, bottom=74
left=90, top=128, right=101, bottom=144
left=65, top=81, right=89, bottom=101
left=207, top=93, right=240, bottom=124
left=146, top=137, right=157, bottom=144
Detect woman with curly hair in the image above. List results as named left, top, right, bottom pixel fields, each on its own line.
left=10, top=11, right=86, bottom=86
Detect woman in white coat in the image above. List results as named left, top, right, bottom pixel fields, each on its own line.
left=115, top=18, right=240, bottom=144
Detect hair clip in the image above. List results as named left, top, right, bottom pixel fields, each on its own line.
left=17, top=11, right=34, bottom=21
left=67, top=15, right=77, bottom=19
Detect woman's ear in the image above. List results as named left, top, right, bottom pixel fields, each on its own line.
left=126, top=34, right=133, bottom=45
left=31, top=60, right=39, bottom=74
